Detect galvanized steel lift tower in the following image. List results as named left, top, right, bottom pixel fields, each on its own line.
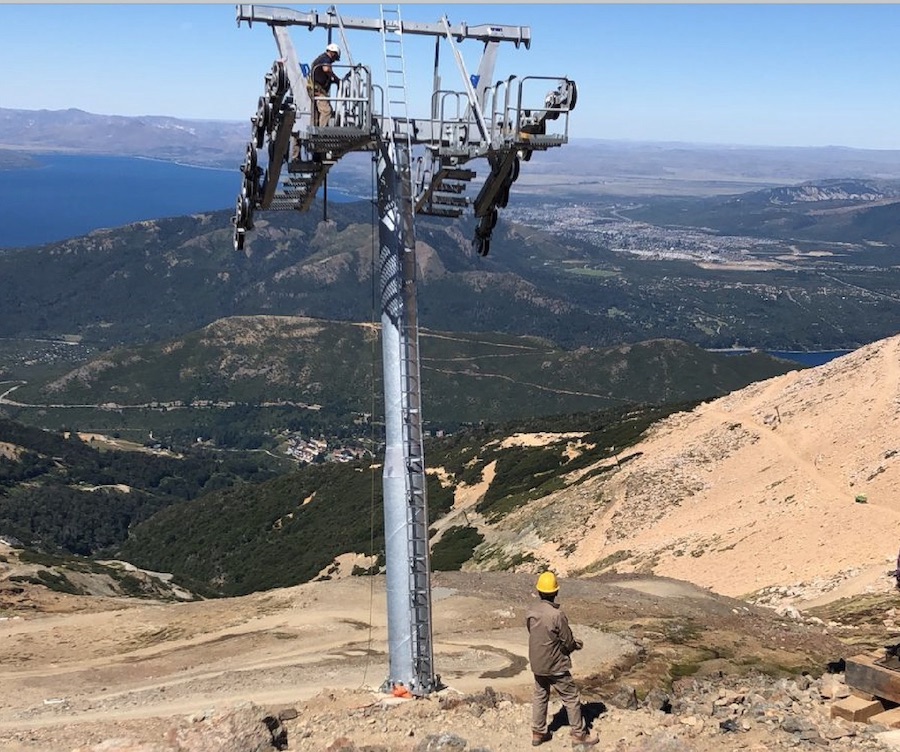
left=231, top=4, right=576, bottom=696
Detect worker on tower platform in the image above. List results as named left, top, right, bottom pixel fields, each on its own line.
left=309, top=42, right=342, bottom=127
left=526, top=571, right=598, bottom=748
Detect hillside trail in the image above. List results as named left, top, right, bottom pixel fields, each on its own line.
left=0, top=573, right=648, bottom=748
left=705, top=378, right=858, bottom=508
left=722, top=338, right=900, bottom=507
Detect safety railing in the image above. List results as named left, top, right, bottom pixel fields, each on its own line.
left=430, top=90, right=473, bottom=149
left=428, top=75, right=575, bottom=152
left=304, top=62, right=375, bottom=131
left=508, top=75, right=576, bottom=142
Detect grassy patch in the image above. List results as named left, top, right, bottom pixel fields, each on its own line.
left=19, top=549, right=113, bottom=575
left=567, top=268, right=619, bottom=278
left=112, top=573, right=149, bottom=598
left=575, top=549, right=633, bottom=576
left=663, top=618, right=704, bottom=645
left=471, top=542, right=538, bottom=571
left=669, top=662, right=702, bottom=679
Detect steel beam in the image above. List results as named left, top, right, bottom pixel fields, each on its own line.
left=236, top=4, right=531, bottom=48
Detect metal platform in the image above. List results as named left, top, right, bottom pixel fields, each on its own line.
left=230, top=4, right=576, bottom=256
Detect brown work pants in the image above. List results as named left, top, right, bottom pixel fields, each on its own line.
left=532, top=671, right=585, bottom=735
left=313, top=89, right=332, bottom=127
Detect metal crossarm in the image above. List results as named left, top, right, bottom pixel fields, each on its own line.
left=236, top=4, right=532, bottom=48
left=231, top=3, right=576, bottom=255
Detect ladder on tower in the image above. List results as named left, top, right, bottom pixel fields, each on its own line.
left=379, top=4, right=436, bottom=694
left=232, top=2, right=577, bottom=694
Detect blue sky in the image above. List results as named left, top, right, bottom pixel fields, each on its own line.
left=2, top=3, right=900, bottom=150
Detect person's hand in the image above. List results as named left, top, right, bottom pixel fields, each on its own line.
left=574, top=639, right=583, bottom=651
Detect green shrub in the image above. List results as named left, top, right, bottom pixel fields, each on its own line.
left=427, top=474, right=454, bottom=523
left=477, top=446, right=564, bottom=519
left=112, top=573, right=149, bottom=598
left=19, top=549, right=68, bottom=567
left=431, top=526, right=484, bottom=571
left=10, top=569, right=83, bottom=595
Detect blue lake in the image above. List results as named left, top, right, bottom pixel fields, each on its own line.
left=767, top=350, right=853, bottom=367
left=715, top=349, right=853, bottom=367
left=0, top=154, right=357, bottom=250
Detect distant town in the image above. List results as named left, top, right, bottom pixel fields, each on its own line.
left=507, top=203, right=785, bottom=264
left=283, top=432, right=370, bottom=464
left=0, top=338, right=94, bottom=374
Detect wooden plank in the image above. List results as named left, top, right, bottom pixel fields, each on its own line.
left=830, top=696, right=884, bottom=722
left=870, top=707, right=900, bottom=729
left=844, top=653, right=900, bottom=705
left=845, top=652, right=900, bottom=706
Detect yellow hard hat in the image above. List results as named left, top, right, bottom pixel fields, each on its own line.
left=536, top=571, right=559, bottom=594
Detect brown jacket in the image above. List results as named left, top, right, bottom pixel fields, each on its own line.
left=526, top=597, right=578, bottom=676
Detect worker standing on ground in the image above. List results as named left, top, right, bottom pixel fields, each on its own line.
left=309, top=42, right=342, bottom=127
left=526, top=571, right=598, bottom=748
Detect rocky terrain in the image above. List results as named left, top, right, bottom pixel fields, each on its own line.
left=4, top=556, right=900, bottom=752
left=2, top=333, right=900, bottom=751
left=2, top=567, right=900, bottom=752
left=0, top=108, right=246, bottom=167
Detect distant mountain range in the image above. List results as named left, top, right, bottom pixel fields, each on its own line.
left=5, top=107, right=900, bottom=194
left=1, top=105, right=899, bottom=460
left=0, top=107, right=247, bottom=168
left=1, top=109, right=898, bottom=605
left=626, top=177, right=900, bottom=247
left=3, top=331, right=896, bottom=599
left=761, top=179, right=900, bottom=205
left=0, top=308, right=799, bottom=593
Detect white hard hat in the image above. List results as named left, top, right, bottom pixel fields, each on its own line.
left=326, top=43, right=341, bottom=58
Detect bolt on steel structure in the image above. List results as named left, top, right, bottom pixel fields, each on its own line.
left=231, top=3, right=576, bottom=696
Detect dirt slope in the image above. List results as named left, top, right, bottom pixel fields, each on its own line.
left=484, top=334, right=900, bottom=607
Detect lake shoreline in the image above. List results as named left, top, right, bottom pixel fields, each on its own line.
left=0, top=153, right=359, bottom=249
left=710, top=347, right=854, bottom=367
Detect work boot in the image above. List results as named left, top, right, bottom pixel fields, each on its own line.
left=532, top=730, right=552, bottom=746
left=570, top=728, right=599, bottom=747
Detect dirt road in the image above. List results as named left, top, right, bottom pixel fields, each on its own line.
left=0, top=570, right=861, bottom=752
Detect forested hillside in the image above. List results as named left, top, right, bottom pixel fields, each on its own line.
left=115, top=402, right=685, bottom=596
left=4, top=316, right=799, bottom=445
left=0, top=400, right=685, bottom=595
left=0, top=418, right=282, bottom=555
left=3, top=198, right=900, bottom=354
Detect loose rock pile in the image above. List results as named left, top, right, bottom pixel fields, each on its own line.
left=299, top=671, right=900, bottom=752
left=71, top=672, right=900, bottom=752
